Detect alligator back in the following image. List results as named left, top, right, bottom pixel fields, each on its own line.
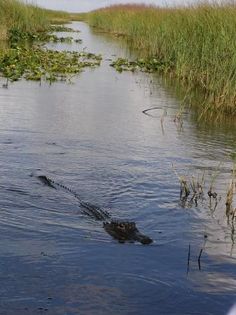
left=38, top=175, right=110, bottom=221
left=37, top=175, right=153, bottom=245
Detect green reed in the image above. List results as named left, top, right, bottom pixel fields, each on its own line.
left=87, top=3, right=236, bottom=115
left=0, top=0, right=100, bottom=84
left=0, top=0, right=73, bottom=41
left=0, top=0, right=50, bottom=40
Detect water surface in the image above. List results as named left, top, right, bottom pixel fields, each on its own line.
left=0, top=22, right=236, bottom=315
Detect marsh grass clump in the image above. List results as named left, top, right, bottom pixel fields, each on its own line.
left=0, top=0, right=50, bottom=41
left=0, top=46, right=102, bottom=82
left=87, top=3, right=236, bottom=115
left=172, top=161, right=236, bottom=233
left=0, top=0, right=75, bottom=42
left=172, top=164, right=223, bottom=209
left=172, top=164, right=204, bottom=207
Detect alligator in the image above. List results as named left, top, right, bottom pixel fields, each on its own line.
left=38, top=175, right=153, bottom=245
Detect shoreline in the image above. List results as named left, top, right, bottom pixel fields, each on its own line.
left=82, top=4, right=236, bottom=116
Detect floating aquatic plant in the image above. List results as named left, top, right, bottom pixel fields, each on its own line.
left=8, top=27, right=82, bottom=46
left=0, top=0, right=93, bottom=84
left=0, top=46, right=102, bottom=82
left=44, top=34, right=82, bottom=44
left=110, top=57, right=172, bottom=73
left=49, top=25, right=80, bottom=33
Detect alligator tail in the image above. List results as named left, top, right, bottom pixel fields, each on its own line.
left=37, top=175, right=111, bottom=220
left=38, top=175, right=82, bottom=202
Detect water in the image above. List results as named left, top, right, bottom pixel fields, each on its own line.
left=0, top=22, right=236, bottom=315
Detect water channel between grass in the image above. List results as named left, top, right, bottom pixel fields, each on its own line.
left=0, top=21, right=236, bottom=315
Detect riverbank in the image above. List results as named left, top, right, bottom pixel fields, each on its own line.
left=0, top=1, right=101, bottom=83
left=86, top=4, right=236, bottom=115
left=0, top=21, right=235, bottom=315
left=0, top=0, right=71, bottom=41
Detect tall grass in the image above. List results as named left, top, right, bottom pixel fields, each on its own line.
left=87, top=3, right=236, bottom=115
left=0, top=0, right=50, bottom=39
left=0, top=0, right=72, bottom=41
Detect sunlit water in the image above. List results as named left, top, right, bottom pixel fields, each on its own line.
left=0, top=22, right=236, bottom=315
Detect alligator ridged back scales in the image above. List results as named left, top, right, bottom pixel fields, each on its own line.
left=38, top=175, right=111, bottom=221
left=37, top=175, right=153, bottom=245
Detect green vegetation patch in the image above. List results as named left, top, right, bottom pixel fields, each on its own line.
left=110, top=57, right=173, bottom=73
left=43, top=34, right=82, bottom=44
left=49, top=25, right=79, bottom=33
left=0, top=0, right=96, bottom=85
left=0, top=46, right=102, bottom=83
left=45, top=34, right=74, bottom=43
left=87, top=4, right=236, bottom=115
left=0, top=0, right=80, bottom=41
left=0, top=0, right=50, bottom=41
left=8, top=27, right=82, bottom=46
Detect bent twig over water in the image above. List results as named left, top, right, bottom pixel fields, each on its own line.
left=37, top=175, right=153, bottom=245
left=142, top=107, right=160, bottom=115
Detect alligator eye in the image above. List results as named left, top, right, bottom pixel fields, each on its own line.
left=118, top=223, right=127, bottom=231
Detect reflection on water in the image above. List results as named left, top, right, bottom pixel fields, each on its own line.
left=0, top=21, right=236, bottom=314
left=191, top=270, right=236, bottom=293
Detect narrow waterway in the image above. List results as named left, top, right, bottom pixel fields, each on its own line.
left=0, top=22, right=236, bottom=315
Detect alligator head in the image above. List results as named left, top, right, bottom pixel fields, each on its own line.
left=103, top=221, right=153, bottom=245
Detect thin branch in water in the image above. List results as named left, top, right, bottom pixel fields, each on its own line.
left=226, top=181, right=234, bottom=218
left=160, top=108, right=167, bottom=135
left=198, top=248, right=203, bottom=270
left=187, top=243, right=191, bottom=274
left=142, top=106, right=160, bottom=115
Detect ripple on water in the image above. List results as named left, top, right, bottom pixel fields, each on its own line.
left=0, top=21, right=236, bottom=315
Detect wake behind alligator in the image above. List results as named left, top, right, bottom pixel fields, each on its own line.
left=38, top=175, right=153, bottom=245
